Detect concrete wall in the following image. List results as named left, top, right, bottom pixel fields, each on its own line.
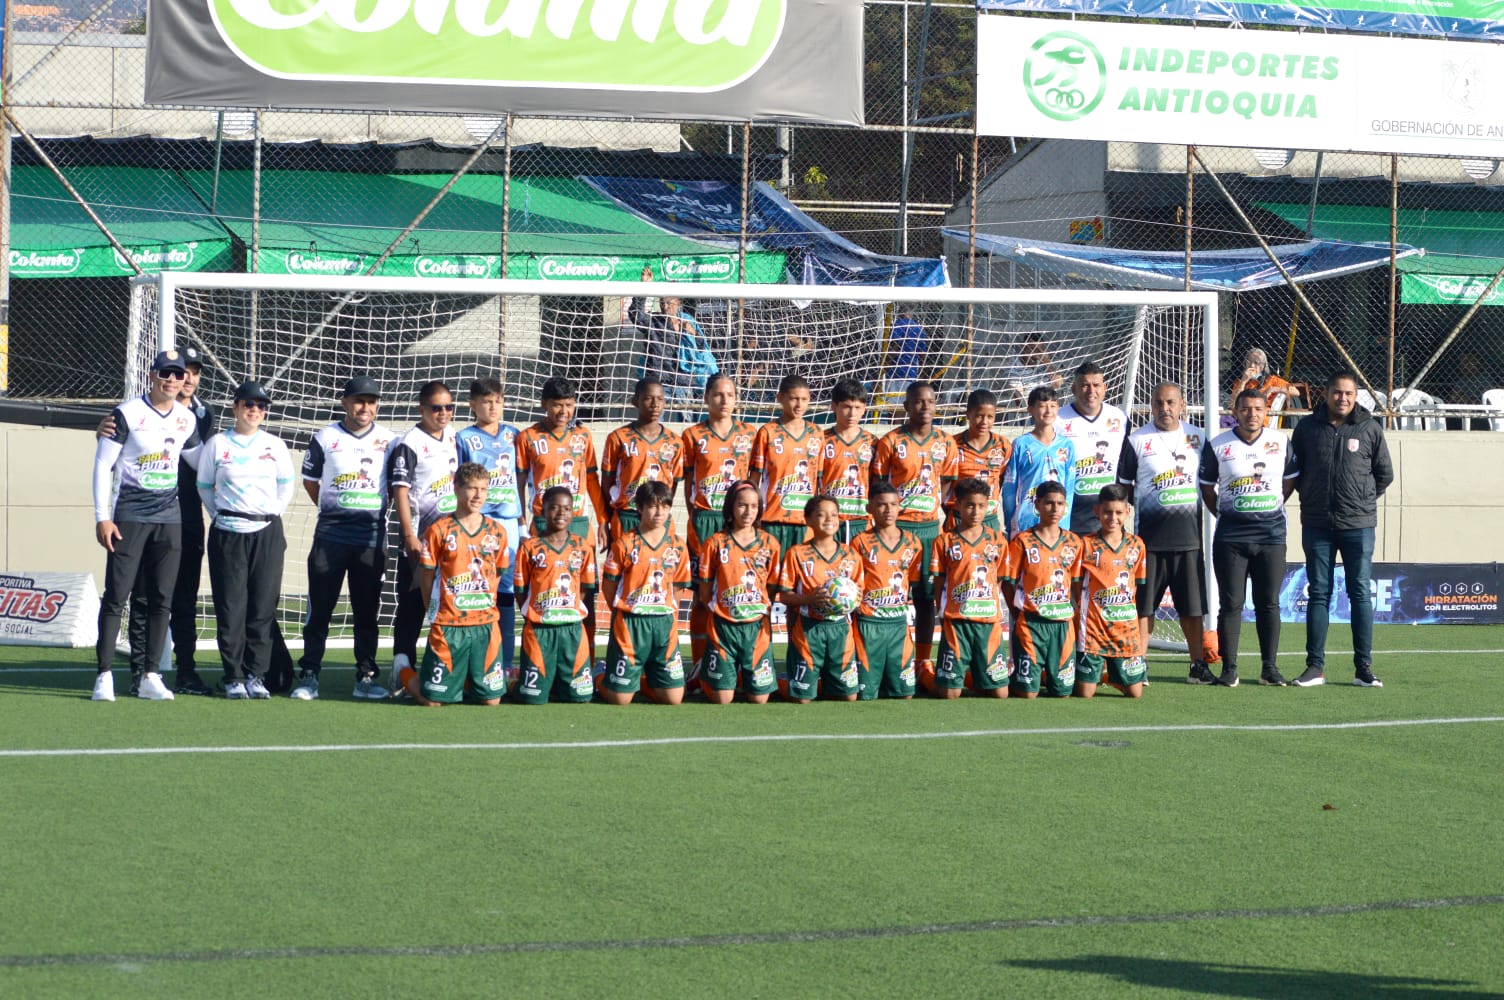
left=4, top=424, right=1499, bottom=588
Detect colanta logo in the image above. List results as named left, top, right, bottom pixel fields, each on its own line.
left=9, top=249, right=84, bottom=274
left=1023, top=29, right=1106, bottom=123
left=286, top=250, right=366, bottom=274
left=539, top=256, right=616, bottom=279
left=663, top=255, right=735, bottom=280
left=210, top=0, right=788, bottom=92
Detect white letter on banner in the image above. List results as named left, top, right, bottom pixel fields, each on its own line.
left=629, top=0, right=670, bottom=43
left=227, top=0, right=331, bottom=29
left=673, top=0, right=757, bottom=46
left=455, top=0, right=542, bottom=37
left=545, top=0, right=586, bottom=38
left=413, top=0, right=451, bottom=33
left=324, top=0, right=412, bottom=31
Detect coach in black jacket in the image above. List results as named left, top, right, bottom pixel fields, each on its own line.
left=1288, top=371, right=1395, bottom=689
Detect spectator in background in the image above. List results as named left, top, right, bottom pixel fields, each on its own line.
left=1231, top=347, right=1303, bottom=425
left=628, top=266, right=720, bottom=417
left=890, top=304, right=928, bottom=383
left=1450, top=351, right=1494, bottom=405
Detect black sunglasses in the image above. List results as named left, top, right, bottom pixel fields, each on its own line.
left=239, top=399, right=270, bottom=411
left=428, top=403, right=456, bottom=413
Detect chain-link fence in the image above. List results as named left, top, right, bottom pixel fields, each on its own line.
left=5, top=1, right=1504, bottom=427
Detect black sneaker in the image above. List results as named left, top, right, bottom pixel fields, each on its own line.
left=174, top=671, right=214, bottom=696
left=128, top=670, right=143, bottom=698
left=1259, top=667, right=1289, bottom=687
left=1187, top=661, right=1217, bottom=685
left=1292, top=665, right=1326, bottom=687
left=1215, top=665, right=1239, bottom=688
left=1354, top=665, right=1384, bottom=688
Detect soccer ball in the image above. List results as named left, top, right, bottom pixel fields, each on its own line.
left=821, top=575, right=862, bottom=617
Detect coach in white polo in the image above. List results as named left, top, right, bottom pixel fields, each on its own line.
left=197, top=381, right=296, bottom=699
left=1199, top=388, right=1300, bottom=689
left=1058, top=360, right=1128, bottom=535
left=91, top=349, right=204, bottom=702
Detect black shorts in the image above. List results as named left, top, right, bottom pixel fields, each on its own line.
left=1137, top=549, right=1207, bottom=619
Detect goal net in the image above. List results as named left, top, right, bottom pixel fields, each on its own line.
left=127, top=274, right=1218, bottom=659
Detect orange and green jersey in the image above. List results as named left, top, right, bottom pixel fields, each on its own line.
left=1003, top=528, right=1084, bottom=622
left=1078, top=531, right=1147, bottom=657
left=515, top=533, right=598, bottom=626
left=949, top=431, right=1011, bottom=520
left=819, top=427, right=876, bottom=521
left=517, top=423, right=603, bottom=521
left=418, top=515, right=512, bottom=627
left=698, top=528, right=781, bottom=623
left=872, top=427, right=958, bottom=523
left=777, top=540, right=860, bottom=620
left=682, top=419, right=755, bottom=514
left=849, top=527, right=923, bottom=621
left=931, top=526, right=1009, bottom=623
left=602, top=529, right=691, bottom=616
left=602, top=423, right=684, bottom=511
left=750, top=419, right=821, bottom=525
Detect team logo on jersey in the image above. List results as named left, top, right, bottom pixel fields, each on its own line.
left=1264, top=440, right=1281, bottom=454
left=858, top=443, right=873, bottom=463
left=662, top=546, right=683, bottom=570
left=930, top=441, right=948, bottom=462
left=1108, top=418, right=1122, bottom=432
left=1141, top=439, right=1154, bottom=456
left=733, top=434, right=753, bottom=455
left=1060, top=544, right=1077, bottom=564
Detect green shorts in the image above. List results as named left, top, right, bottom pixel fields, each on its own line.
left=1076, top=652, right=1148, bottom=687
left=936, top=617, right=1010, bottom=691
left=853, top=616, right=916, bottom=699
left=604, top=612, right=685, bottom=694
left=613, top=509, right=640, bottom=538
left=901, top=518, right=941, bottom=600
left=783, top=614, right=858, bottom=701
left=1011, top=615, right=1076, bottom=697
left=703, top=615, right=776, bottom=695
left=420, top=621, right=506, bottom=704
left=762, top=521, right=805, bottom=557
left=515, top=620, right=594, bottom=705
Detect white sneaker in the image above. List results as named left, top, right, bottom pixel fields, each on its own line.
left=137, top=671, right=176, bottom=701
left=390, top=653, right=411, bottom=696
left=91, top=671, right=116, bottom=702
left=290, top=673, right=319, bottom=701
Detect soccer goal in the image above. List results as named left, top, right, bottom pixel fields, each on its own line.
left=127, top=273, right=1219, bottom=654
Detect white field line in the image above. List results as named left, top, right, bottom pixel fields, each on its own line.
left=1, top=716, right=1501, bottom=759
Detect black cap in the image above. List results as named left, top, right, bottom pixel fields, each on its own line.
left=181, top=346, right=203, bottom=369
left=342, top=376, right=382, bottom=399
left=234, top=381, right=272, bottom=404
left=151, top=349, right=188, bottom=373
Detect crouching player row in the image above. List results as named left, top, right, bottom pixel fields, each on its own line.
left=916, top=480, right=1149, bottom=699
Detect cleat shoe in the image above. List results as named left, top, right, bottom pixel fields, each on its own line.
left=174, top=671, right=214, bottom=697
left=290, top=672, right=319, bottom=701
left=1354, top=665, right=1384, bottom=688
left=91, top=671, right=116, bottom=702
left=246, top=676, right=271, bottom=700
left=390, top=653, right=411, bottom=698
left=1259, top=667, right=1289, bottom=687
left=1215, top=665, right=1239, bottom=688
left=137, top=672, right=176, bottom=701
left=1187, top=661, right=1217, bottom=685
left=353, top=676, right=390, bottom=700
left=1292, top=666, right=1326, bottom=687
left=224, top=681, right=249, bottom=700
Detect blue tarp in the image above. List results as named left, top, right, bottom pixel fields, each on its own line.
left=943, top=229, right=1420, bottom=292
left=585, top=177, right=949, bottom=288
left=975, top=0, right=1504, bottom=42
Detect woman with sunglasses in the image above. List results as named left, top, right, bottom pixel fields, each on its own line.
left=195, top=381, right=296, bottom=698
left=386, top=380, right=460, bottom=689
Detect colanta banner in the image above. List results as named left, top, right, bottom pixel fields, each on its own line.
left=977, top=0, right=1504, bottom=43
left=255, top=248, right=789, bottom=282
left=8, top=240, right=235, bottom=278
left=979, top=14, right=1504, bottom=158
left=146, top=0, right=864, bottom=125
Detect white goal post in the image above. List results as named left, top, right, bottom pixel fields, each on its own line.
left=128, top=273, right=1219, bottom=656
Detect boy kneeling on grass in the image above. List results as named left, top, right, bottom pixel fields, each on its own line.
left=920, top=477, right=1011, bottom=699
left=775, top=495, right=861, bottom=703
left=1075, top=484, right=1149, bottom=698
left=404, top=462, right=513, bottom=706
left=1002, top=480, right=1084, bottom=699
left=599, top=482, right=692, bottom=706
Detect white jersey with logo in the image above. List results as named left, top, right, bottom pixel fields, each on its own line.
left=1058, top=401, right=1128, bottom=533
left=93, top=395, right=203, bottom=524
left=195, top=430, right=297, bottom=534
left=1199, top=427, right=1297, bottom=545
left=387, top=425, right=459, bottom=534
left=302, top=421, right=396, bottom=547
left=1117, top=420, right=1204, bottom=551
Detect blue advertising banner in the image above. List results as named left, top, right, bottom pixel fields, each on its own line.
left=976, top=0, right=1504, bottom=42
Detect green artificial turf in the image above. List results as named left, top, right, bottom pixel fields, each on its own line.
left=1, top=625, right=1501, bottom=998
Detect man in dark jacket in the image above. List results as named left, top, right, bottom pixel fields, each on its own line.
left=1288, top=371, right=1394, bottom=688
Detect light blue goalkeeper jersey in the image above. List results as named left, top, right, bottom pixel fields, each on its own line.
left=1001, top=432, right=1077, bottom=535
